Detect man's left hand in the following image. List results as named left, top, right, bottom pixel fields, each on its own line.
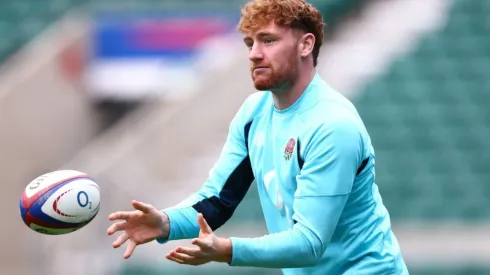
left=166, top=213, right=232, bottom=266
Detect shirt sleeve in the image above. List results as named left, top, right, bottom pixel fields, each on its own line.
left=156, top=104, right=255, bottom=244
left=229, top=119, right=363, bottom=268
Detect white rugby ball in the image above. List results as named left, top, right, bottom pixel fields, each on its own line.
left=19, top=170, right=100, bottom=235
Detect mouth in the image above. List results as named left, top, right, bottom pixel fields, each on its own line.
left=253, top=66, right=269, bottom=72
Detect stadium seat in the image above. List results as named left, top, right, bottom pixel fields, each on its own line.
left=354, top=0, right=490, bottom=222
left=0, top=0, right=88, bottom=63
left=309, top=0, right=364, bottom=26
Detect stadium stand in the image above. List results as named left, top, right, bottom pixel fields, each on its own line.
left=0, top=0, right=85, bottom=62
left=355, top=0, right=490, bottom=223
left=352, top=0, right=490, bottom=273
left=310, top=0, right=364, bottom=26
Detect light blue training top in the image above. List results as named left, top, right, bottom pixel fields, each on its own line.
left=158, top=73, right=409, bottom=275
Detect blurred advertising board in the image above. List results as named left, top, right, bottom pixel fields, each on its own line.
left=84, top=11, right=238, bottom=101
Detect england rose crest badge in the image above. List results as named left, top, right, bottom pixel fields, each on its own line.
left=284, top=138, right=296, bottom=161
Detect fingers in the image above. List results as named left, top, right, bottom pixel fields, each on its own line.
left=191, top=238, right=210, bottom=250
left=166, top=251, right=196, bottom=265
left=124, top=240, right=137, bottom=259
left=166, top=254, right=185, bottom=264
left=197, top=213, right=213, bottom=234
left=108, top=201, right=153, bottom=221
left=113, top=232, right=129, bottom=249
left=108, top=211, right=132, bottom=221
left=132, top=200, right=152, bottom=213
left=175, top=246, right=200, bottom=257
left=107, top=221, right=126, bottom=235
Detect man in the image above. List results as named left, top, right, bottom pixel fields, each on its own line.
left=107, top=0, right=409, bottom=274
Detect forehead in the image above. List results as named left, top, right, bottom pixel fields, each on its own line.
left=243, top=21, right=291, bottom=38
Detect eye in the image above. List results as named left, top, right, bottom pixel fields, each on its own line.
left=244, top=40, right=253, bottom=50
left=264, top=38, right=274, bottom=45
left=243, top=37, right=254, bottom=49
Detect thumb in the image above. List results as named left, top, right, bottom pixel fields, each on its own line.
left=197, top=213, right=213, bottom=234
left=132, top=200, right=152, bottom=213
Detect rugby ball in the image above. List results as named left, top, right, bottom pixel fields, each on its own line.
left=19, top=170, right=100, bottom=235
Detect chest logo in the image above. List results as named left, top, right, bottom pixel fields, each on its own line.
left=284, top=138, right=296, bottom=161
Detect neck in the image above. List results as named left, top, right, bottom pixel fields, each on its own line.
left=272, top=67, right=316, bottom=110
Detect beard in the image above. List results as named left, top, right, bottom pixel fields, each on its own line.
left=251, top=67, right=282, bottom=91
left=250, top=55, right=299, bottom=91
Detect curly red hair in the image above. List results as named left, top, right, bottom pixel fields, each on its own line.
left=237, top=0, right=325, bottom=66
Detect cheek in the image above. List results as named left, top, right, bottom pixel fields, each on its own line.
left=276, top=56, right=296, bottom=72
left=267, top=46, right=296, bottom=71
left=269, top=55, right=286, bottom=70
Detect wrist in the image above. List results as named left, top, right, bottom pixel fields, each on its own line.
left=217, top=237, right=233, bottom=264
left=158, top=211, right=170, bottom=240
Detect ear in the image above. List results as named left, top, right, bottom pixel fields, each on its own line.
left=299, top=33, right=315, bottom=58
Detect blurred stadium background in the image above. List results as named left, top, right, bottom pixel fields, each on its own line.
left=1, top=0, right=489, bottom=274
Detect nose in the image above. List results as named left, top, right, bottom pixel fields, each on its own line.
left=248, top=43, right=264, bottom=62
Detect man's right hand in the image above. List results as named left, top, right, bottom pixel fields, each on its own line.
left=107, top=200, right=169, bottom=259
